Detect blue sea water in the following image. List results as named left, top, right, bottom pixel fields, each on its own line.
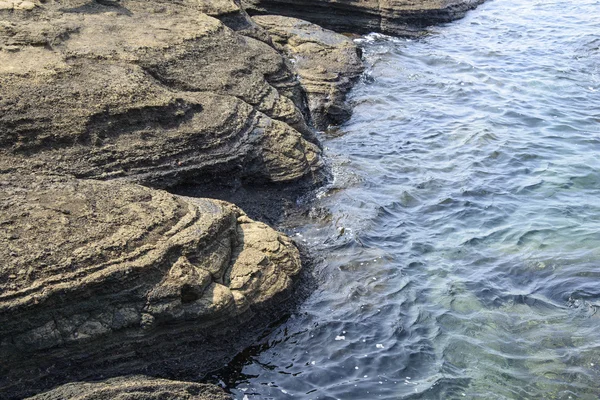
left=228, top=0, right=600, bottom=398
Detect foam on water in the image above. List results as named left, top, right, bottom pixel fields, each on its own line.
left=225, top=0, right=600, bottom=398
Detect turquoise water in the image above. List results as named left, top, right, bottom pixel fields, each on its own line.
left=228, top=1, right=600, bottom=398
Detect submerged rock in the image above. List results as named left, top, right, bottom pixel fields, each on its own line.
left=253, top=15, right=365, bottom=129
left=25, top=376, right=230, bottom=400
left=242, top=0, right=485, bottom=36
left=0, top=174, right=302, bottom=398
left=0, top=0, right=322, bottom=188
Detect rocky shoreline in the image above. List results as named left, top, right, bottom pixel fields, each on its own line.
left=0, top=1, right=482, bottom=398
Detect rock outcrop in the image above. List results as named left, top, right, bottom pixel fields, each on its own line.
left=0, top=0, right=322, bottom=189
left=0, top=173, right=302, bottom=399
left=253, top=15, right=364, bottom=129
left=243, top=0, right=485, bottom=36
left=0, top=1, right=372, bottom=398
left=25, top=376, right=230, bottom=400
left=0, top=0, right=485, bottom=398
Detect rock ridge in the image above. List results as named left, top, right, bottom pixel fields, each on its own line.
left=24, top=376, right=232, bottom=400
left=0, top=0, right=324, bottom=189
left=243, top=0, right=485, bottom=36
left=253, top=15, right=365, bottom=129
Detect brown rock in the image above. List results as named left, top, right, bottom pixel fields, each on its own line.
left=25, top=376, right=231, bottom=400
left=254, top=15, right=364, bottom=129
left=0, top=0, right=37, bottom=11
left=0, top=173, right=302, bottom=398
left=0, top=0, right=322, bottom=188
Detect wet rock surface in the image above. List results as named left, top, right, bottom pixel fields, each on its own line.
left=243, top=0, right=485, bottom=36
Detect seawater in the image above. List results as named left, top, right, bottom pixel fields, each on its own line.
left=227, top=0, right=600, bottom=398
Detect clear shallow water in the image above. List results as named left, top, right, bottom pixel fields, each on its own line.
left=227, top=1, right=600, bottom=398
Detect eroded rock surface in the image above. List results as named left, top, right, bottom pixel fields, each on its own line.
left=0, top=0, right=322, bottom=188
left=254, top=15, right=364, bottom=129
left=0, top=1, right=372, bottom=398
left=243, top=0, right=485, bottom=36
left=25, top=376, right=230, bottom=400
left=0, top=174, right=302, bottom=399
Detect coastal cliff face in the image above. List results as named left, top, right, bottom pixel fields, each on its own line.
left=243, top=0, right=485, bottom=36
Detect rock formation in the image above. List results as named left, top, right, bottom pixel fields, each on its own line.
left=254, top=15, right=364, bottom=129
left=243, top=0, right=485, bottom=36
left=0, top=173, right=302, bottom=398
left=0, top=0, right=322, bottom=188
left=25, top=376, right=230, bottom=400
left=0, top=0, right=486, bottom=398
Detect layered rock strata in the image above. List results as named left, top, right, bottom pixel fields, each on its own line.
left=0, top=0, right=486, bottom=399
left=254, top=15, right=365, bottom=129
left=0, top=0, right=322, bottom=188
left=25, top=376, right=230, bottom=400
left=243, top=0, right=485, bottom=36
left=0, top=173, right=302, bottom=398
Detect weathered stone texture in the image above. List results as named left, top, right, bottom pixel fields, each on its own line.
left=25, top=376, right=231, bottom=400
left=0, top=173, right=302, bottom=398
left=254, top=15, right=364, bottom=129
left=0, top=0, right=323, bottom=188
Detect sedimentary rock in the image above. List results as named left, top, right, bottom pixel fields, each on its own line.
left=243, top=0, right=485, bottom=36
left=0, top=0, right=322, bottom=188
left=0, top=173, right=302, bottom=399
left=0, top=1, right=372, bottom=398
left=253, top=15, right=364, bottom=129
left=25, top=376, right=230, bottom=400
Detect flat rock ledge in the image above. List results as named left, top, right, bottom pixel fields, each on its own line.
left=243, top=0, right=485, bottom=36
left=0, top=173, right=302, bottom=399
left=25, top=376, right=231, bottom=400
